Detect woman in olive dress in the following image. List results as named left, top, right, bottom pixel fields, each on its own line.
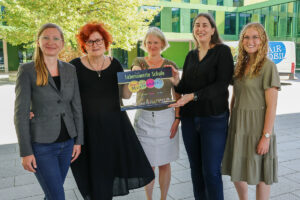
left=222, top=22, right=280, bottom=200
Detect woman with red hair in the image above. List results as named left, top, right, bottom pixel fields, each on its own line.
left=70, top=22, right=154, bottom=200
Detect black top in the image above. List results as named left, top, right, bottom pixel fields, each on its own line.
left=52, top=76, right=71, bottom=142
left=69, top=57, right=154, bottom=199
left=175, top=44, right=234, bottom=117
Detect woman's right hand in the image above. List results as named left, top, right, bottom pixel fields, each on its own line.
left=131, top=66, right=142, bottom=71
left=22, top=155, right=37, bottom=173
left=165, top=65, right=180, bottom=86
left=29, top=112, right=34, bottom=119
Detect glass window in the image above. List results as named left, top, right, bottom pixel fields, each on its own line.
left=150, top=11, right=161, bottom=28
left=273, top=16, right=279, bottom=36
left=233, top=0, right=243, bottom=7
left=217, top=0, right=224, bottom=6
left=201, top=0, right=208, bottom=5
left=239, top=13, right=252, bottom=32
left=172, top=8, right=180, bottom=33
left=261, top=7, right=269, bottom=28
left=182, top=0, right=190, bottom=2
left=287, top=17, right=293, bottom=36
left=298, top=2, right=300, bottom=35
left=208, top=10, right=216, bottom=20
left=190, top=9, right=199, bottom=32
left=137, top=41, right=145, bottom=57
left=225, top=12, right=236, bottom=35
left=113, top=49, right=128, bottom=68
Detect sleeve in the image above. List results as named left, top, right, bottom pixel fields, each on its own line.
left=14, top=65, right=33, bottom=157
left=70, top=65, right=84, bottom=145
left=194, top=45, right=234, bottom=100
left=131, top=57, right=141, bottom=70
left=174, top=51, right=192, bottom=94
left=263, top=60, right=281, bottom=91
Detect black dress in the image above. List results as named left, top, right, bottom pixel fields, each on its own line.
left=70, top=57, right=154, bottom=200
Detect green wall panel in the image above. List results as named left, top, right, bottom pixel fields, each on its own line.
left=162, top=42, right=189, bottom=68
left=161, top=8, right=172, bottom=32
left=216, top=11, right=225, bottom=34
left=128, top=46, right=138, bottom=68
left=208, top=0, right=217, bottom=5
left=180, top=8, right=191, bottom=33
left=7, top=44, right=19, bottom=71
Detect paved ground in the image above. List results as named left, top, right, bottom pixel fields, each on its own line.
left=0, top=73, right=300, bottom=200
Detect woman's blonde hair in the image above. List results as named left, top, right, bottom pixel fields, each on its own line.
left=34, top=23, right=64, bottom=86
left=141, top=27, right=169, bottom=52
left=234, top=22, right=268, bottom=79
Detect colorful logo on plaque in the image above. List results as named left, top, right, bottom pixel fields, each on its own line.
left=139, top=80, right=147, bottom=90
left=128, top=81, right=140, bottom=93
left=146, top=79, right=155, bottom=88
left=154, top=78, right=164, bottom=89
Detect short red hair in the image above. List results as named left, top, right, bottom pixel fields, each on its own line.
left=77, top=22, right=113, bottom=53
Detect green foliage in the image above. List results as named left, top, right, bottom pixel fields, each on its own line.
left=0, top=0, right=160, bottom=51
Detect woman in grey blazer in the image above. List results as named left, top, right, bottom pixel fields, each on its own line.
left=14, top=23, right=84, bottom=200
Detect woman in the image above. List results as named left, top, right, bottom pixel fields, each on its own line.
left=14, top=23, right=83, bottom=200
left=222, top=22, right=280, bottom=200
left=69, top=22, right=154, bottom=200
left=131, top=27, right=180, bottom=200
left=169, top=13, right=234, bottom=200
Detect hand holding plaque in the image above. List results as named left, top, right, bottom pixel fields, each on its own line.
left=117, top=67, right=176, bottom=111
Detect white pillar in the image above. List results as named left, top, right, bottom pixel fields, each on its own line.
left=3, top=40, right=8, bottom=73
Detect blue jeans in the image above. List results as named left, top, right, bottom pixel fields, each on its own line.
left=32, top=139, right=74, bottom=200
left=181, top=112, right=228, bottom=200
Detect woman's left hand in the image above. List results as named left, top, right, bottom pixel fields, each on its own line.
left=170, top=119, right=180, bottom=139
left=169, top=94, right=194, bottom=108
left=71, top=145, right=81, bottom=163
left=256, top=137, right=270, bottom=155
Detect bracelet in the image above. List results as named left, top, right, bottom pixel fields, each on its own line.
left=175, top=116, right=181, bottom=120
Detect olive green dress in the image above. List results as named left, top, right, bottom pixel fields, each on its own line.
left=222, top=58, right=280, bottom=185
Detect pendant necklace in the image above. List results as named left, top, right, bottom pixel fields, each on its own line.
left=87, top=55, right=105, bottom=77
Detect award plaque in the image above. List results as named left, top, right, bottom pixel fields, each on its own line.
left=117, top=67, right=176, bottom=111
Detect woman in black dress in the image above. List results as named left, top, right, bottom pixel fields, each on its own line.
left=70, top=22, right=154, bottom=200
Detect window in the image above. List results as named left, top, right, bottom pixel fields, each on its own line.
left=172, top=8, right=180, bottom=33
left=287, top=17, right=293, bottom=36
left=201, top=0, right=207, bottom=5
left=113, top=49, right=128, bottom=68
left=239, top=13, right=252, bottom=32
left=137, top=41, right=145, bottom=57
left=0, top=41, right=3, bottom=70
left=273, top=16, right=279, bottom=36
left=217, top=0, right=224, bottom=6
left=208, top=10, right=216, bottom=20
left=190, top=9, right=199, bottom=32
left=182, top=0, right=190, bottom=2
left=233, top=0, right=243, bottom=7
left=150, top=11, right=161, bottom=28
left=260, top=14, right=266, bottom=27
left=225, top=12, right=236, bottom=35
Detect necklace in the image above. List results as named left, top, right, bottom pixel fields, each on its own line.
left=87, top=55, right=106, bottom=77
left=146, top=57, right=164, bottom=69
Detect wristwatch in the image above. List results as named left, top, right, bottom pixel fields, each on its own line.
left=264, top=132, right=271, bottom=139
left=193, top=92, right=198, bottom=101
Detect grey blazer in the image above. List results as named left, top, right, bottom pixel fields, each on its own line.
left=14, top=60, right=84, bottom=157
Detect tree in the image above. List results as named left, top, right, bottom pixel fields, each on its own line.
left=0, top=0, right=160, bottom=51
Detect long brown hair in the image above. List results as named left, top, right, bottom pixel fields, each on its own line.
left=34, top=23, right=64, bottom=86
left=234, top=22, right=268, bottom=79
left=192, top=13, right=222, bottom=48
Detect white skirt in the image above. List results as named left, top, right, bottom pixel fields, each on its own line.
left=134, top=108, right=179, bottom=167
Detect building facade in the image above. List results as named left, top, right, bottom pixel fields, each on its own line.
left=124, top=0, right=300, bottom=70
left=1, top=0, right=300, bottom=70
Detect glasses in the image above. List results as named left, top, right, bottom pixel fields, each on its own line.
left=243, top=35, right=260, bottom=41
left=40, top=36, right=63, bottom=42
left=85, top=39, right=104, bottom=47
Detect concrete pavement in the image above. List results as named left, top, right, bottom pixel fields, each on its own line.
left=0, top=73, right=300, bottom=200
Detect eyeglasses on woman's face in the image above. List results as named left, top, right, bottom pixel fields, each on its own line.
left=85, top=39, right=104, bottom=47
